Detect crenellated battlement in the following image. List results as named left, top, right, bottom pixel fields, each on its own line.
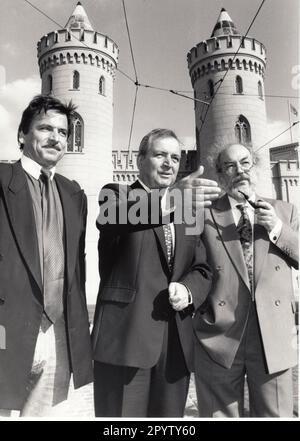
left=38, top=48, right=117, bottom=77
left=38, top=29, right=118, bottom=69
left=188, top=35, right=266, bottom=86
left=188, top=35, right=266, bottom=67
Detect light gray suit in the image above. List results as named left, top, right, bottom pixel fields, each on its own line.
left=193, top=194, right=298, bottom=417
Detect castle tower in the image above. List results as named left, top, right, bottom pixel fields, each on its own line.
left=37, top=2, right=119, bottom=302
left=187, top=8, right=272, bottom=195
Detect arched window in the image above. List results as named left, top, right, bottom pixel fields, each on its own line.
left=258, top=80, right=263, bottom=99
left=99, top=76, right=105, bottom=95
left=73, top=70, right=80, bottom=90
left=235, top=115, right=252, bottom=144
left=208, top=79, right=214, bottom=98
left=235, top=75, right=243, bottom=94
left=47, top=74, right=53, bottom=94
left=67, top=112, right=84, bottom=153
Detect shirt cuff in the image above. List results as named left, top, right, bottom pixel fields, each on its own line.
left=181, top=284, right=193, bottom=305
left=269, top=219, right=283, bottom=243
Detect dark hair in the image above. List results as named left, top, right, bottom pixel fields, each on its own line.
left=137, top=128, right=180, bottom=158
left=18, top=94, right=77, bottom=150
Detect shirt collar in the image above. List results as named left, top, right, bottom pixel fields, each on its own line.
left=21, top=155, right=56, bottom=181
left=228, top=193, right=256, bottom=211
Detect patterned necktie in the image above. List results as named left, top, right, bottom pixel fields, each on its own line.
left=163, top=223, right=174, bottom=272
left=236, top=204, right=254, bottom=300
left=40, top=169, right=64, bottom=323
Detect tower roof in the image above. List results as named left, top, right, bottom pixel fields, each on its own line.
left=211, top=8, right=239, bottom=37
left=65, top=2, right=94, bottom=31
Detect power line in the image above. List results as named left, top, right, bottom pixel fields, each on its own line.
left=122, top=0, right=138, bottom=83
left=255, top=121, right=299, bottom=152
left=23, top=0, right=136, bottom=84
left=127, top=85, right=139, bottom=151
left=23, top=0, right=63, bottom=28
left=23, top=0, right=297, bottom=154
left=198, top=0, right=267, bottom=136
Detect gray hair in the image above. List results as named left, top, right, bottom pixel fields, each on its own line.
left=213, top=143, right=260, bottom=173
left=137, top=128, right=180, bottom=158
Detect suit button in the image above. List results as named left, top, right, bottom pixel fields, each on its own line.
left=0, top=254, right=3, bottom=261
left=275, top=265, right=280, bottom=271
left=218, top=300, right=226, bottom=306
left=275, top=300, right=281, bottom=306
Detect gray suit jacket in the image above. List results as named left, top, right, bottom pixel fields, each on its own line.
left=193, top=194, right=298, bottom=374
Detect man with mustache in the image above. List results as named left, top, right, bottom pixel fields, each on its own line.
left=0, top=95, right=93, bottom=416
left=193, top=143, right=298, bottom=417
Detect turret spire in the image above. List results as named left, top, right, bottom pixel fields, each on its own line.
left=211, top=8, right=239, bottom=37
left=65, top=2, right=94, bottom=31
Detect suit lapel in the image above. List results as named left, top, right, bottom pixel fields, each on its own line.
left=4, top=162, right=42, bottom=292
left=211, top=195, right=250, bottom=291
left=55, top=175, right=82, bottom=289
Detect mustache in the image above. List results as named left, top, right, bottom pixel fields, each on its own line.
left=44, top=143, right=61, bottom=151
left=233, top=174, right=250, bottom=184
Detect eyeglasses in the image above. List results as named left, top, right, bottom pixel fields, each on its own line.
left=222, top=160, right=254, bottom=175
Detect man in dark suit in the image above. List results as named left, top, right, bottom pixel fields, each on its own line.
left=0, top=95, right=93, bottom=417
left=92, top=128, right=221, bottom=417
left=193, top=143, right=298, bottom=417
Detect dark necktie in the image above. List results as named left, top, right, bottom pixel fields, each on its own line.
left=40, top=169, right=64, bottom=323
left=163, top=223, right=174, bottom=272
left=236, top=204, right=254, bottom=300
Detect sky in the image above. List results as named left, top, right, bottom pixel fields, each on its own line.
left=0, top=0, right=299, bottom=161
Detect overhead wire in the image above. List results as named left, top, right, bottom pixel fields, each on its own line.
left=22, top=0, right=298, bottom=152
left=197, top=0, right=267, bottom=137
left=255, top=121, right=299, bottom=152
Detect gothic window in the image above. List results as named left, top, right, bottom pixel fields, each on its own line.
left=73, top=70, right=80, bottom=90
left=235, top=115, right=251, bottom=144
left=208, top=79, right=214, bottom=98
left=47, top=74, right=53, bottom=94
left=99, top=76, right=105, bottom=95
left=235, top=75, right=243, bottom=94
left=236, top=59, right=241, bottom=69
left=67, top=112, right=84, bottom=153
left=258, top=81, right=263, bottom=99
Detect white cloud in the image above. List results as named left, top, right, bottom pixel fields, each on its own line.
left=0, top=75, right=40, bottom=160
left=266, top=119, right=299, bottom=148
left=0, top=42, right=18, bottom=57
